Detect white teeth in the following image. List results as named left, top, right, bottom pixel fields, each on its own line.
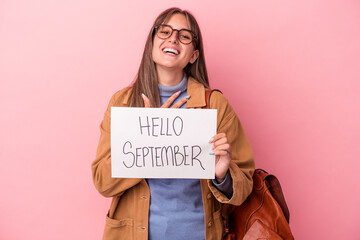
left=163, top=48, right=179, bottom=55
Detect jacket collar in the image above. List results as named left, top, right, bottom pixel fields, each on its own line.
left=121, top=76, right=207, bottom=108
left=185, top=77, right=206, bottom=108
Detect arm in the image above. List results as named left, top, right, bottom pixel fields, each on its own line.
left=91, top=88, right=143, bottom=198
left=207, top=91, right=255, bottom=206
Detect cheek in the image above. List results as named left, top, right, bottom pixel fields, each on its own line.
left=152, top=38, right=163, bottom=58
left=151, top=47, right=156, bottom=59
left=184, top=48, right=196, bottom=60
left=151, top=41, right=159, bottom=61
left=152, top=48, right=161, bottom=64
left=152, top=36, right=163, bottom=49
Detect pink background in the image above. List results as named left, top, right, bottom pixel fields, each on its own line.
left=1, top=0, right=359, bottom=239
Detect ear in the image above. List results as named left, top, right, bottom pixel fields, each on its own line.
left=189, top=50, right=199, bottom=64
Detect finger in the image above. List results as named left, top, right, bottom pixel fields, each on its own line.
left=213, top=143, right=231, bottom=152
left=142, top=93, right=151, bottom=108
left=210, top=150, right=230, bottom=156
left=160, top=91, right=181, bottom=108
left=209, top=133, right=226, bottom=143
left=212, top=137, right=228, bottom=149
left=171, top=95, right=190, bottom=108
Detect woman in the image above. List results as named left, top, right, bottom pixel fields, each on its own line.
left=92, top=7, right=255, bottom=240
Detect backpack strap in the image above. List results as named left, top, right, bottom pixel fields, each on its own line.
left=204, top=89, right=222, bottom=109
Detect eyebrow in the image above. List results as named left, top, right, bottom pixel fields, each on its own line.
left=161, top=23, right=191, bottom=31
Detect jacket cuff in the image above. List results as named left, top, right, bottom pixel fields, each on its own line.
left=211, top=171, right=233, bottom=199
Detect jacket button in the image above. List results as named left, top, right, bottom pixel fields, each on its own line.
left=208, top=221, right=212, bottom=227
left=137, top=226, right=146, bottom=230
left=141, top=196, right=148, bottom=200
left=207, top=193, right=212, bottom=199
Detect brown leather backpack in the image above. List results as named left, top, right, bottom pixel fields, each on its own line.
left=205, top=90, right=294, bottom=240
left=226, top=169, right=294, bottom=240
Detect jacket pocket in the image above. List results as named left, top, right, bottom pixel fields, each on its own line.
left=103, top=214, right=134, bottom=240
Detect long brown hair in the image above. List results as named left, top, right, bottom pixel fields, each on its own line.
left=129, top=7, right=209, bottom=107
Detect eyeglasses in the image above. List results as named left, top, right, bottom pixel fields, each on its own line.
left=154, top=24, right=197, bottom=45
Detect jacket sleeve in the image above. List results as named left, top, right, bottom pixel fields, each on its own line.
left=207, top=91, right=255, bottom=206
left=91, top=89, right=143, bottom=197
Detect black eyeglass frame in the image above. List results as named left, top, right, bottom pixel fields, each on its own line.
left=154, top=24, right=198, bottom=45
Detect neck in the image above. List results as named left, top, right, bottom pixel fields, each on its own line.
left=156, top=66, right=184, bottom=87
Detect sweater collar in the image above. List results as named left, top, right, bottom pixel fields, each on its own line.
left=158, top=74, right=187, bottom=97
left=122, top=76, right=207, bottom=108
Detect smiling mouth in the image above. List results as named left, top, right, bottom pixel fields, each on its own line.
left=162, top=47, right=179, bottom=55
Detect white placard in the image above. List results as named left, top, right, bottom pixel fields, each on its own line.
left=111, top=107, right=217, bottom=179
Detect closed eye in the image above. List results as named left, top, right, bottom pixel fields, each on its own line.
left=180, top=35, right=191, bottom=40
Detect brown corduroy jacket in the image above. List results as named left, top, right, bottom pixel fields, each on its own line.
left=92, top=77, right=255, bottom=240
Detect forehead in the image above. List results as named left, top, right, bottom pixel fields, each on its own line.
left=163, top=13, right=190, bottom=30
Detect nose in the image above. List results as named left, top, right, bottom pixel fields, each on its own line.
left=168, top=30, right=179, bottom=43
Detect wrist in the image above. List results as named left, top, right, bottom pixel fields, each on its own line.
left=215, top=170, right=230, bottom=183
left=216, top=176, right=225, bottom=183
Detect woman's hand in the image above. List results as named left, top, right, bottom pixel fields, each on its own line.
left=141, top=91, right=190, bottom=108
left=209, top=133, right=232, bottom=183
